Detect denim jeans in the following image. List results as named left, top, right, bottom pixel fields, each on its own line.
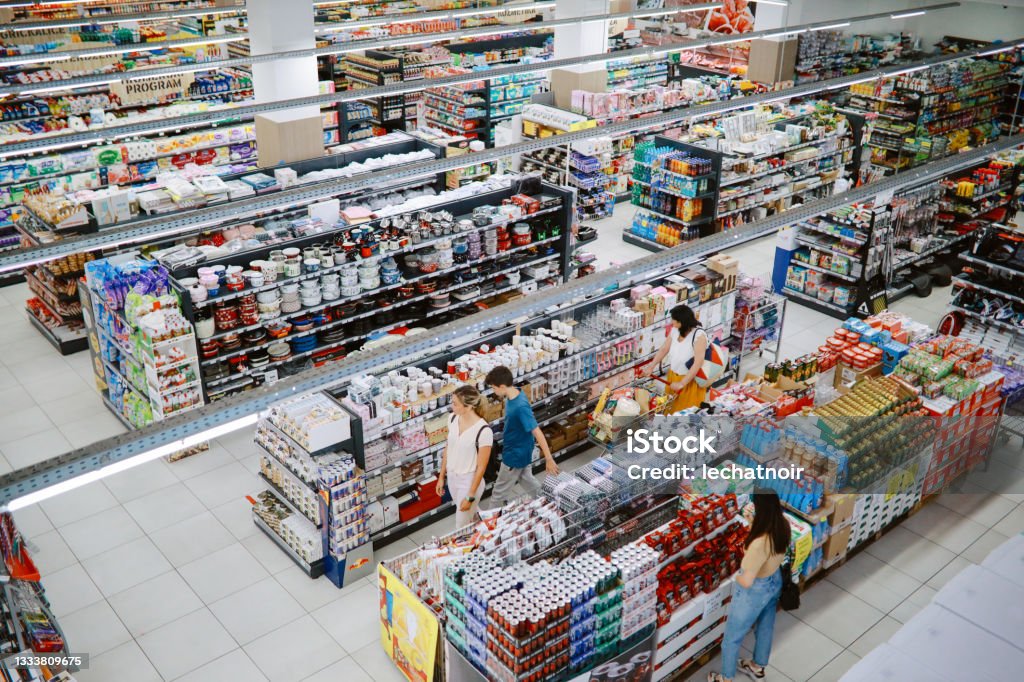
left=721, top=570, right=782, bottom=679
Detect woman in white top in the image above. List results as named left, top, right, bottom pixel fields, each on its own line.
left=436, top=385, right=494, bottom=529
left=642, top=304, right=708, bottom=412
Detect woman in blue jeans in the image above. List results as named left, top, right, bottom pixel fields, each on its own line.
left=710, top=489, right=791, bottom=682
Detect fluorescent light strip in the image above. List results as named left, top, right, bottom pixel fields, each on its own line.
left=4, top=414, right=258, bottom=512
left=979, top=44, right=1019, bottom=56
left=891, top=10, right=927, bottom=18
left=812, top=22, right=851, bottom=31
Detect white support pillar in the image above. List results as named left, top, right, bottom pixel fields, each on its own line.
left=550, top=0, right=610, bottom=110
left=248, top=0, right=324, bottom=166
left=753, top=1, right=791, bottom=30
left=553, top=0, right=611, bottom=61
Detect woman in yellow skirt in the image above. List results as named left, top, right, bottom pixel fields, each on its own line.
left=641, top=304, right=708, bottom=412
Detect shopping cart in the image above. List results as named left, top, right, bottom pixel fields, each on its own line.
left=587, top=372, right=673, bottom=448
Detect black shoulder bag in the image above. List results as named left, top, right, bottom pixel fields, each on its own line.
left=779, top=562, right=800, bottom=611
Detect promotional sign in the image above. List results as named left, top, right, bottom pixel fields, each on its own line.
left=110, top=73, right=195, bottom=105
left=379, top=565, right=440, bottom=682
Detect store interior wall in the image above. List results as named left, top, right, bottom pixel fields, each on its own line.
left=907, top=2, right=1024, bottom=48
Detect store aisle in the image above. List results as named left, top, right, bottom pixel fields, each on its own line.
left=0, top=205, right=1020, bottom=681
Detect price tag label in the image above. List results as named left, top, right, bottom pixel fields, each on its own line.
left=703, top=587, right=725, bottom=619
left=264, top=370, right=279, bottom=385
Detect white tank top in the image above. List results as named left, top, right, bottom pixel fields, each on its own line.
left=668, top=328, right=707, bottom=375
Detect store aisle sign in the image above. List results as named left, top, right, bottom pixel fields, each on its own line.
left=379, top=565, right=440, bottom=682
left=111, top=73, right=195, bottom=105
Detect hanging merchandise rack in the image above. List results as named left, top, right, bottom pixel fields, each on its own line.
left=729, top=273, right=786, bottom=378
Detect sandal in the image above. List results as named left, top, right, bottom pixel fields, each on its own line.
left=739, top=659, right=766, bottom=680
left=707, top=674, right=727, bottom=682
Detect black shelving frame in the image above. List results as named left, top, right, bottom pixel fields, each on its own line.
left=173, top=181, right=574, bottom=403
left=780, top=206, right=890, bottom=320
left=625, top=135, right=722, bottom=253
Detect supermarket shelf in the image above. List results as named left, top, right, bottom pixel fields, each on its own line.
left=790, top=259, right=858, bottom=283
left=637, top=206, right=713, bottom=227
left=946, top=303, right=1019, bottom=333
left=949, top=305, right=1023, bottom=335
left=202, top=246, right=560, bottom=365
left=631, top=179, right=716, bottom=201
left=796, top=219, right=868, bottom=244
left=782, top=287, right=853, bottom=318
left=521, top=157, right=567, bottom=173
left=252, top=513, right=324, bottom=578
left=198, top=203, right=561, bottom=309
left=717, top=180, right=834, bottom=219
left=258, top=472, right=320, bottom=528
left=952, top=275, right=1024, bottom=305
left=424, top=91, right=486, bottom=108
left=946, top=182, right=1011, bottom=203
left=25, top=308, right=87, bottom=355
left=720, top=147, right=849, bottom=187
left=101, top=394, right=138, bottom=430
left=261, top=416, right=344, bottom=460
left=960, top=252, right=1024, bottom=278
left=892, top=233, right=972, bottom=269
left=622, top=230, right=670, bottom=252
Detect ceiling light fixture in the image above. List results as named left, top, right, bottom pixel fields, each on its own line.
left=891, top=10, right=927, bottom=18
left=3, top=414, right=259, bottom=512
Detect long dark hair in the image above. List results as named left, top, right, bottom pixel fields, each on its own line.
left=745, top=488, right=791, bottom=556
left=670, top=304, right=699, bottom=339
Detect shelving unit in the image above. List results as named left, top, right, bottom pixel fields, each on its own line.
left=626, top=136, right=719, bottom=252
left=569, top=138, right=615, bottom=222
left=794, top=32, right=915, bottom=84
left=421, top=80, right=492, bottom=143
left=696, top=110, right=864, bottom=233
left=780, top=202, right=890, bottom=319
left=171, top=182, right=574, bottom=402
left=845, top=58, right=1015, bottom=176
left=82, top=258, right=205, bottom=428
left=947, top=224, right=1024, bottom=351
left=252, top=395, right=372, bottom=586
left=14, top=211, right=93, bottom=354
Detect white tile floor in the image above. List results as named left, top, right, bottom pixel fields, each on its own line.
left=0, top=201, right=1020, bottom=681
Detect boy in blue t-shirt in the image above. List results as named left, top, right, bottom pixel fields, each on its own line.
left=485, top=365, right=559, bottom=507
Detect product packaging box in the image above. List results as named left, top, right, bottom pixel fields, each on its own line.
left=834, top=361, right=883, bottom=389
left=823, top=525, right=852, bottom=564
left=828, top=493, right=856, bottom=530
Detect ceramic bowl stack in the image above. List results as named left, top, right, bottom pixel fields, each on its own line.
left=321, top=273, right=341, bottom=300
left=281, top=284, right=301, bottom=313
left=257, top=289, right=281, bottom=319
left=358, top=260, right=380, bottom=291
left=299, top=280, right=322, bottom=307
left=380, top=258, right=401, bottom=285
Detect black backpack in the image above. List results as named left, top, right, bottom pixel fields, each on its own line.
left=449, top=415, right=501, bottom=482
